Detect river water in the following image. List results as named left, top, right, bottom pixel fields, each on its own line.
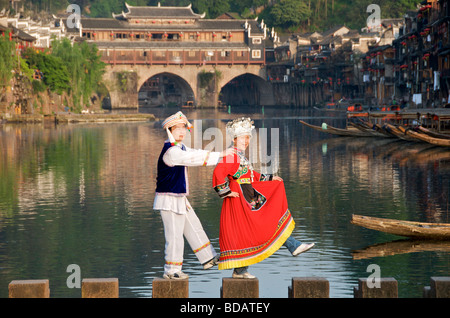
left=0, top=107, right=449, bottom=298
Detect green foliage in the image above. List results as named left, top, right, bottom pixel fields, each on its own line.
left=198, top=70, right=215, bottom=88
left=32, top=79, right=46, bottom=93
left=270, top=0, right=311, bottom=30
left=25, top=48, right=70, bottom=94
left=193, top=0, right=230, bottom=18
left=0, top=32, right=16, bottom=88
left=117, top=71, right=133, bottom=92
left=51, top=38, right=105, bottom=108
left=87, top=0, right=125, bottom=18
left=23, top=38, right=105, bottom=111
left=18, top=56, right=34, bottom=81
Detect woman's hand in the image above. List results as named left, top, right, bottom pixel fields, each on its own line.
left=273, top=176, right=283, bottom=181
left=225, top=192, right=240, bottom=198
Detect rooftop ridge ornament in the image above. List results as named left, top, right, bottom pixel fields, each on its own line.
left=111, top=2, right=206, bottom=21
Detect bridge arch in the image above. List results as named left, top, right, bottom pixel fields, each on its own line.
left=219, top=72, right=272, bottom=106
left=138, top=72, right=195, bottom=107
left=102, top=64, right=268, bottom=108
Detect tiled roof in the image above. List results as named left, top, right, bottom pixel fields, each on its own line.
left=0, top=24, right=36, bottom=41
left=76, top=18, right=264, bottom=35
left=78, top=18, right=124, bottom=29
left=113, top=3, right=205, bottom=19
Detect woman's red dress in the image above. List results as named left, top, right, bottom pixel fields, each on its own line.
left=212, top=149, right=295, bottom=270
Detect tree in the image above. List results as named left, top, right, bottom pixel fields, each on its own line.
left=51, top=38, right=105, bottom=109
left=192, top=0, right=230, bottom=18
left=270, top=0, right=311, bottom=30
left=25, top=49, right=70, bottom=94
left=0, top=32, right=16, bottom=94
left=24, top=38, right=105, bottom=111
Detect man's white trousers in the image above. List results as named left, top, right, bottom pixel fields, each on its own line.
left=160, top=209, right=217, bottom=275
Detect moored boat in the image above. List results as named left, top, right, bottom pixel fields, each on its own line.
left=182, top=101, right=194, bottom=108
left=397, top=125, right=450, bottom=147
left=348, top=121, right=392, bottom=138
left=351, top=214, right=450, bottom=240
left=299, top=120, right=376, bottom=137
left=313, top=102, right=347, bottom=112
left=347, top=103, right=363, bottom=112
left=383, top=123, right=418, bottom=141
left=415, top=126, right=450, bottom=140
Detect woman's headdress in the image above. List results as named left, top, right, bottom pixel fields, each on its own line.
left=226, top=117, right=255, bottom=139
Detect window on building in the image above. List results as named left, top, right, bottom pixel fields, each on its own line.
left=115, top=33, right=127, bottom=39
left=252, top=50, right=261, bottom=59
left=252, top=38, right=262, bottom=44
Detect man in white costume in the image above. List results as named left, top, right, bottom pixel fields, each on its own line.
left=153, top=111, right=234, bottom=279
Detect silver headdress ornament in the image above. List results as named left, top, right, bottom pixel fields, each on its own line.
left=226, top=117, right=255, bottom=138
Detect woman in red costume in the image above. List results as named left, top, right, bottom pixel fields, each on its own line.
left=213, top=117, right=314, bottom=278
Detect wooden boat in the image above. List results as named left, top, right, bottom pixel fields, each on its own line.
left=351, top=214, right=450, bottom=240
left=348, top=121, right=392, bottom=138
left=383, top=123, right=419, bottom=142
left=299, top=120, right=377, bottom=137
left=313, top=102, right=347, bottom=112
left=416, top=126, right=450, bottom=140
left=397, top=125, right=450, bottom=147
left=347, top=103, right=363, bottom=112
left=182, top=101, right=194, bottom=108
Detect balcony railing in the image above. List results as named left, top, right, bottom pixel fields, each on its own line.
left=99, top=49, right=265, bottom=65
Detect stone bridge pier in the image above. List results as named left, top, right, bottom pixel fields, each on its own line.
left=102, top=64, right=268, bottom=109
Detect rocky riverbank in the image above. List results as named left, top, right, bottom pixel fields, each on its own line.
left=0, top=113, right=156, bottom=124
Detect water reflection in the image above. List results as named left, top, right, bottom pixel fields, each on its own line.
left=353, top=239, right=450, bottom=260
left=0, top=108, right=449, bottom=298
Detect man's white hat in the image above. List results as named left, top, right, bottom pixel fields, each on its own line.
left=161, top=111, right=193, bottom=144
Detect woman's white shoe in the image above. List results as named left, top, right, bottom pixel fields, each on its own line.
left=232, top=270, right=256, bottom=279
left=292, top=243, right=315, bottom=256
